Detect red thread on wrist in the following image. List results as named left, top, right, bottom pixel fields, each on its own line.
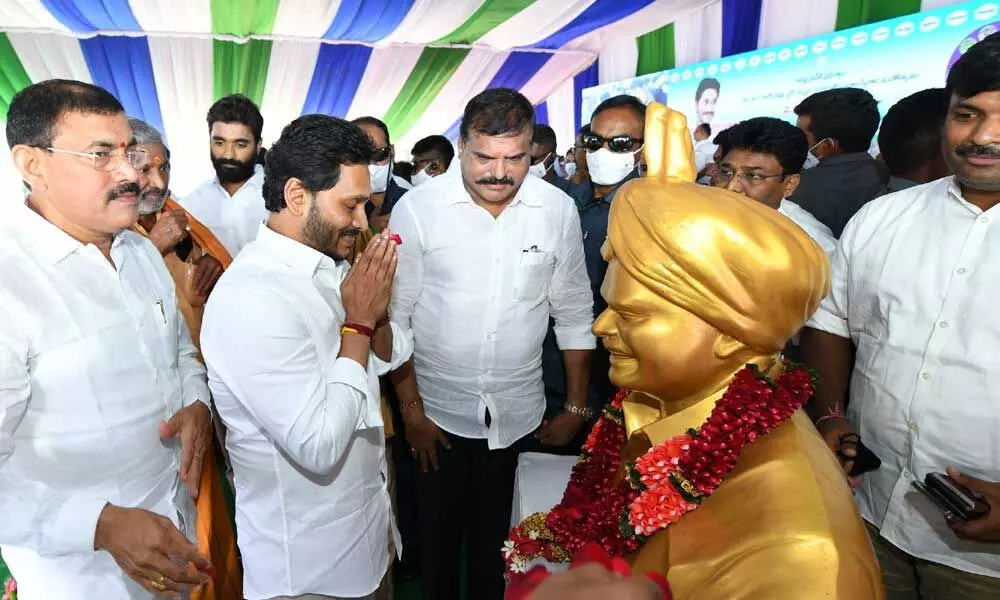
left=342, top=322, right=375, bottom=337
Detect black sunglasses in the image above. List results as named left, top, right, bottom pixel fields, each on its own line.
left=581, top=133, right=643, bottom=154
left=371, top=145, right=391, bottom=163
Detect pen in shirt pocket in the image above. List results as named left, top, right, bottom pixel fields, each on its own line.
left=156, top=299, right=166, bottom=324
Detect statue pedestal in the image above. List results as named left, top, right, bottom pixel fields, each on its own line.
left=511, top=453, right=577, bottom=573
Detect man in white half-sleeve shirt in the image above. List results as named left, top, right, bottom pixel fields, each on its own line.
left=800, top=34, right=1000, bottom=600
left=0, top=80, right=213, bottom=599
left=714, top=116, right=836, bottom=258
left=388, top=88, right=596, bottom=600
left=181, top=94, right=269, bottom=258
left=201, top=115, right=411, bottom=600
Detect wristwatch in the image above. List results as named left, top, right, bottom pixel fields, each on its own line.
left=564, top=403, right=593, bottom=421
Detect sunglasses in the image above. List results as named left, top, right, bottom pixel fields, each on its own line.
left=371, top=145, right=391, bottom=163
left=581, top=133, right=644, bottom=154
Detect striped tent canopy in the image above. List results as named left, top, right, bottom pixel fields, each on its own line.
left=0, top=0, right=962, bottom=199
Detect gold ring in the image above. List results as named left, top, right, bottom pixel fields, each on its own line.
left=150, top=577, right=167, bottom=591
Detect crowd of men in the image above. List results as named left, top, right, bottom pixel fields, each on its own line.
left=2, top=29, right=1000, bottom=600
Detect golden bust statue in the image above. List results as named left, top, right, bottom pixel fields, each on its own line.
left=590, top=103, right=884, bottom=599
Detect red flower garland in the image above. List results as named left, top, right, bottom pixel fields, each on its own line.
left=504, top=364, right=816, bottom=576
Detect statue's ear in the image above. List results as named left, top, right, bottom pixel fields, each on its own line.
left=644, top=103, right=697, bottom=182
left=712, top=333, right=746, bottom=360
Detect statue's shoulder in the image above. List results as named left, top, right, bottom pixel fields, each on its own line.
left=635, top=410, right=885, bottom=599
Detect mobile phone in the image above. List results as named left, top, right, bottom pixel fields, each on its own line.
left=847, top=441, right=882, bottom=477
left=912, top=472, right=990, bottom=522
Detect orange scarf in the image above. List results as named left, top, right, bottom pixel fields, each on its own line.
left=156, top=199, right=241, bottom=600
left=163, top=197, right=233, bottom=268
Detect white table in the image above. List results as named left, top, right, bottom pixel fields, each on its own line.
left=509, top=452, right=578, bottom=573
left=511, top=452, right=577, bottom=527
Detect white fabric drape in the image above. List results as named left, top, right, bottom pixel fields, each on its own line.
left=757, top=0, right=838, bottom=49
left=127, top=0, right=212, bottom=35
left=345, top=45, right=424, bottom=121
left=271, top=0, right=344, bottom=39
left=920, top=0, right=965, bottom=9
left=544, top=77, right=578, bottom=155
left=259, top=40, right=322, bottom=146
left=146, top=36, right=215, bottom=197
left=5, top=32, right=92, bottom=83
left=0, top=0, right=68, bottom=32
left=520, top=52, right=594, bottom=107
left=567, top=0, right=716, bottom=52
left=380, top=0, right=486, bottom=44
left=394, top=49, right=509, bottom=158
left=673, top=0, right=723, bottom=67
left=598, top=38, right=638, bottom=84
left=477, top=0, right=597, bottom=50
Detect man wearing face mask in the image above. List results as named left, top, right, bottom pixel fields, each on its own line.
left=569, top=125, right=590, bottom=185
left=789, top=87, right=888, bottom=237
left=352, top=117, right=412, bottom=234
left=410, top=135, right=455, bottom=187
left=389, top=88, right=594, bottom=600
left=531, top=125, right=590, bottom=205
left=182, top=95, right=270, bottom=258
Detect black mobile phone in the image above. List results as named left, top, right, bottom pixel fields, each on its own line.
left=912, top=472, right=990, bottom=522
left=846, top=441, right=882, bottom=477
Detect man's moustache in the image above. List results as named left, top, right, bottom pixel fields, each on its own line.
left=956, top=144, right=1000, bottom=158
left=107, top=182, right=141, bottom=201
left=476, top=177, right=514, bottom=186
left=340, top=228, right=362, bottom=238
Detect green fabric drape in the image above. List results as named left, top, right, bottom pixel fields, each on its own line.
left=213, top=39, right=273, bottom=105
left=636, top=23, right=676, bottom=76
left=835, top=0, right=923, bottom=30
left=210, top=0, right=280, bottom=37
left=382, top=48, right=471, bottom=141
left=437, top=0, right=537, bottom=44
left=0, top=33, right=32, bottom=121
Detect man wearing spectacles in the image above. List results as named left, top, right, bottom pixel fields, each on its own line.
left=352, top=117, right=412, bottom=235
left=714, top=117, right=836, bottom=257
left=1, top=80, right=213, bottom=599
left=182, top=95, right=270, bottom=259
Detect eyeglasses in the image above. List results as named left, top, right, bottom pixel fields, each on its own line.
left=46, top=146, right=149, bottom=172
left=581, top=133, right=644, bottom=154
left=715, top=168, right=785, bottom=186
left=371, top=145, right=391, bottom=164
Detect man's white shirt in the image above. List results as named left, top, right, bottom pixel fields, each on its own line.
left=201, top=224, right=411, bottom=599
left=180, top=165, right=269, bottom=258
left=807, top=177, right=1000, bottom=578
left=388, top=166, right=595, bottom=450
left=0, top=203, right=207, bottom=599
left=778, top=199, right=837, bottom=257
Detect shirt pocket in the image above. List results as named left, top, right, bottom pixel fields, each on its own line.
left=146, top=296, right=179, bottom=369
left=514, top=250, right=555, bottom=303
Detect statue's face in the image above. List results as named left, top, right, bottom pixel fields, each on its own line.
left=595, top=259, right=733, bottom=404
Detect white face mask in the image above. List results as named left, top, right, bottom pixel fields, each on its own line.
left=368, top=162, right=391, bottom=194
left=587, top=148, right=638, bottom=186
left=411, top=166, right=433, bottom=187
left=803, top=139, right=826, bottom=170
left=563, top=162, right=577, bottom=179
left=528, top=152, right=552, bottom=178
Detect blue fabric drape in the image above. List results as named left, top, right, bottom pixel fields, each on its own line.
left=40, top=0, right=141, bottom=33
left=535, top=102, right=549, bottom=125
left=323, top=0, right=417, bottom=43
left=574, top=59, right=599, bottom=128
left=301, top=44, right=374, bottom=119
left=530, top=0, right=655, bottom=50
left=79, top=36, right=165, bottom=139
left=721, top=0, right=764, bottom=56
left=442, top=51, right=553, bottom=140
